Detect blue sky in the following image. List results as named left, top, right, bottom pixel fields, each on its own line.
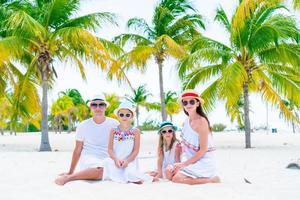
left=48, top=0, right=299, bottom=131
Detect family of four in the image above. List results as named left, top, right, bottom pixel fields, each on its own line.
left=55, top=90, right=220, bottom=185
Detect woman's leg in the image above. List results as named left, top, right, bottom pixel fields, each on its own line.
left=172, top=172, right=220, bottom=185
left=165, top=165, right=175, bottom=180
left=55, top=167, right=103, bottom=185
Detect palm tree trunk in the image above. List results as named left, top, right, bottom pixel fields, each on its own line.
left=243, top=82, right=251, bottom=148
left=39, top=71, right=52, bottom=151
left=67, top=112, right=72, bottom=133
left=0, top=128, right=3, bottom=135
left=170, top=115, right=173, bottom=122
left=157, top=60, right=167, bottom=121
left=136, top=106, right=140, bottom=127
left=292, top=122, right=295, bottom=133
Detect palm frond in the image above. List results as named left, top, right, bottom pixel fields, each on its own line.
left=258, top=44, right=300, bottom=68
left=6, top=10, right=46, bottom=39
left=214, top=6, right=231, bottom=31
left=259, top=78, right=300, bottom=123
left=53, top=27, right=110, bottom=69
left=199, top=78, right=220, bottom=113
left=182, top=64, right=224, bottom=88
left=113, top=33, right=152, bottom=47
left=44, top=0, right=80, bottom=28
left=127, top=17, right=154, bottom=37
left=156, top=34, right=185, bottom=58
left=58, top=12, right=117, bottom=31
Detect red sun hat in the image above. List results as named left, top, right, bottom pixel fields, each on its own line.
left=178, top=89, right=205, bottom=104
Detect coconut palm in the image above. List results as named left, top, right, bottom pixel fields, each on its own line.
left=125, top=85, right=152, bottom=127
left=2, top=0, right=117, bottom=151
left=178, top=0, right=300, bottom=148
left=280, top=100, right=300, bottom=133
left=164, top=91, right=181, bottom=122
left=0, top=96, right=11, bottom=135
left=114, top=0, right=205, bottom=121
left=151, top=91, right=181, bottom=121
left=104, top=93, right=120, bottom=119
left=51, top=95, right=75, bottom=134
left=59, top=89, right=88, bottom=132
left=293, top=0, right=300, bottom=9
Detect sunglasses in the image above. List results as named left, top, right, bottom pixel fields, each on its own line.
left=182, top=99, right=197, bottom=106
left=118, top=113, right=132, bottom=118
left=161, top=129, right=173, bottom=134
left=90, top=103, right=107, bottom=108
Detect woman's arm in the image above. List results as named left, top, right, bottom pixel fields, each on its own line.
left=121, top=128, right=141, bottom=167
left=175, top=142, right=182, bottom=163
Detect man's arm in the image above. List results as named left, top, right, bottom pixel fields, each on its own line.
left=67, top=141, right=83, bottom=174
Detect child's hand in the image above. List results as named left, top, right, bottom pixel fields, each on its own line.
left=114, top=159, right=122, bottom=168
left=173, top=162, right=187, bottom=174
left=120, top=160, right=128, bottom=168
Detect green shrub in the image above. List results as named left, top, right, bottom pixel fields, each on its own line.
left=211, top=123, right=226, bottom=132
left=139, top=119, right=160, bottom=131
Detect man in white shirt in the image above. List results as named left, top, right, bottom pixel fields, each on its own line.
left=55, top=95, right=119, bottom=185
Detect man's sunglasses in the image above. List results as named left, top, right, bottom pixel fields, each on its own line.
left=160, top=129, right=173, bottom=134
left=182, top=99, right=197, bottom=106
left=90, top=103, right=107, bottom=108
left=119, top=113, right=131, bottom=118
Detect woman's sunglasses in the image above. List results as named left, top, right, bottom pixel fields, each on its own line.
left=118, top=113, right=131, bottom=118
left=90, top=103, right=107, bottom=108
left=160, top=129, right=173, bottom=134
left=182, top=99, right=196, bottom=106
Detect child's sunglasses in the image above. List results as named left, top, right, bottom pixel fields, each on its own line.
left=118, top=113, right=131, bottom=118
left=160, top=129, right=173, bottom=134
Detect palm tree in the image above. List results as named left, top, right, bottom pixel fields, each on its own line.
left=0, top=96, right=11, bottom=135
left=3, top=0, right=117, bottom=151
left=59, top=89, right=87, bottom=133
left=125, top=85, right=152, bottom=127
left=165, top=91, right=181, bottom=122
left=293, top=0, right=300, bottom=9
left=104, top=93, right=120, bottom=119
left=51, top=95, right=74, bottom=134
left=114, top=0, right=205, bottom=121
left=178, top=0, right=300, bottom=148
left=281, top=100, right=299, bottom=133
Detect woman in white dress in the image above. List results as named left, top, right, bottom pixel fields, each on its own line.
left=171, top=90, right=220, bottom=185
left=149, top=121, right=181, bottom=180
left=103, top=102, right=152, bottom=184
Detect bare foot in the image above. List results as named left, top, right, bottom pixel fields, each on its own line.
left=153, top=177, right=160, bottom=182
left=210, top=176, right=221, bottom=183
left=131, top=181, right=143, bottom=184
left=55, top=175, right=69, bottom=186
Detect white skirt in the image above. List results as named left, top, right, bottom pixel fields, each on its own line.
left=78, top=154, right=105, bottom=170
left=103, top=158, right=153, bottom=183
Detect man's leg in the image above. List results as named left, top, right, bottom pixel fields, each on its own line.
left=55, top=167, right=103, bottom=185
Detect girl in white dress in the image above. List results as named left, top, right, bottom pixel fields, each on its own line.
left=149, top=121, right=181, bottom=180
left=171, top=90, right=220, bottom=185
left=103, top=102, right=152, bottom=184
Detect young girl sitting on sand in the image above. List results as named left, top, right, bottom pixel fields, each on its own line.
left=102, top=102, right=152, bottom=184
left=149, top=121, right=181, bottom=180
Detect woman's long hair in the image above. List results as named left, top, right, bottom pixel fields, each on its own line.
left=183, top=99, right=211, bottom=129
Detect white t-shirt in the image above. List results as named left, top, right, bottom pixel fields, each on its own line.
left=76, top=117, right=119, bottom=159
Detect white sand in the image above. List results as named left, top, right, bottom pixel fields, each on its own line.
left=0, top=131, right=300, bottom=200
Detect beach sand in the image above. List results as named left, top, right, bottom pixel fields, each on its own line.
left=0, top=131, right=299, bottom=200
